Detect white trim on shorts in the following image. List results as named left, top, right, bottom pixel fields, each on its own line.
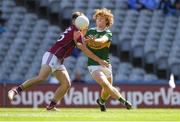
left=88, top=65, right=112, bottom=78
left=42, top=52, right=67, bottom=73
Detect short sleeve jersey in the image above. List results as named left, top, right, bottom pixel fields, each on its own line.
left=48, top=25, right=82, bottom=62
left=86, top=28, right=112, bottom=66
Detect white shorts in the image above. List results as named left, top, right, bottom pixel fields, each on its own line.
left=88, top=65, right=112, bottom=78
left=41, top=52, right=67, bottom=73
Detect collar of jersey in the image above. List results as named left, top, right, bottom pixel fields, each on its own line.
left=96, top=27, right=108, bottom=32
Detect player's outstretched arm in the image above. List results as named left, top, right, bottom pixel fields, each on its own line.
left=94, top=36, right=109, bottom=43
left=85, top=36, right=109, bottom=46
left=77, top=42, right=109, bottom=67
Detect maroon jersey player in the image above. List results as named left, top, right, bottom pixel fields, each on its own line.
left=8, top=12, right=109, bottom=111
left=48, top=25, right=81, bottom=62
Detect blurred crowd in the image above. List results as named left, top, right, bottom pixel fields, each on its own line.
left=0, top=10, right=6, bottom=34
left=128, top=0, right=180, bottom=16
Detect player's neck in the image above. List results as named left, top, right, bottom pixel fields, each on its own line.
left=96, top=27, right=107, bottom=32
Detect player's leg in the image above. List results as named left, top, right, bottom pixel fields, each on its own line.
left=100, top=77, right=112, bottom=102
left=52, top=69, right=71, bottom=102
left=96, top=76, right=112, bottom=111
left=97, top=66, right=112, bottom=110
left=8, top=52, right=53, bottom=100
left=92, top=70, right=132, bottom=109
left=98, top=66, right=113, bottom=103
left=88, top=66, right=111, bottom=111
left=47, top=68, right=71, bottom=110
left=22, top=65, right=51, bottom=90
left=8, top=64, right=51, bottom=100
left=92, top=70, right=118, bottom=98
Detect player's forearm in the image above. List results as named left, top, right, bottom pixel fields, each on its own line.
left=76, top=42, right=102, bottom=62
left=94, top=36, right=108, bottom=43
left=82, top=47, right=101, bottom=63
left=78, top=44, right=101, bottom=62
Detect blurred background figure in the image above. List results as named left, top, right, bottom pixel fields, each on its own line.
left=128, top=0, right=146, bottom=10
left=128, top=0, right=159, bottom=11
left=0, top=9, right=6, bottom=34
left=159, top=0, right=180, bottom=16
left=72, top=70, right=85, bottom=83
left=128, top=0, right=180, bottom=15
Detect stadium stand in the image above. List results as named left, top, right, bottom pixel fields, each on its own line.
left=0, top=0, right=180, bottom=84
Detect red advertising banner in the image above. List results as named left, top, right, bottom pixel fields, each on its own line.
left=3, top=84, right=180, bottom=108
left=0, top=84, right=4, bottom=107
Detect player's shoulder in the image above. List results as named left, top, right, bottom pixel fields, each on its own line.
left=88, top=27, right=96, bottom=31
left=105, top=29, right=111, bottom=33
left=65, top=25, right=77, bottom=32
left=86, top=28, right=96, bottom=35
left=90, top=27, right=111, bottom=33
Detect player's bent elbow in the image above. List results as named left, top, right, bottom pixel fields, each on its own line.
left=77, top=43, right=86, bottom=51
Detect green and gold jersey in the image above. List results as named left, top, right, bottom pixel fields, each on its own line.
left=86, top=28, right=112, bottom=66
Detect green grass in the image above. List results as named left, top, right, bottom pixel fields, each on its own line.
left=0, top=108, right=180, bottom=122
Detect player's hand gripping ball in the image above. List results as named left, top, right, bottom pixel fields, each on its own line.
left=75, top=15, right=89, bottom=30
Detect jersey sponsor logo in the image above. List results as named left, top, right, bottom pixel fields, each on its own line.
left=87, top=41, right=111, bottom=49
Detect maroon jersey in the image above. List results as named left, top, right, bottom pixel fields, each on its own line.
left=48, top=25, right=83, bottom=62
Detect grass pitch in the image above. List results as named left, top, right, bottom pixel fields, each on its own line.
left=0, top=108, right=180, bottom=122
